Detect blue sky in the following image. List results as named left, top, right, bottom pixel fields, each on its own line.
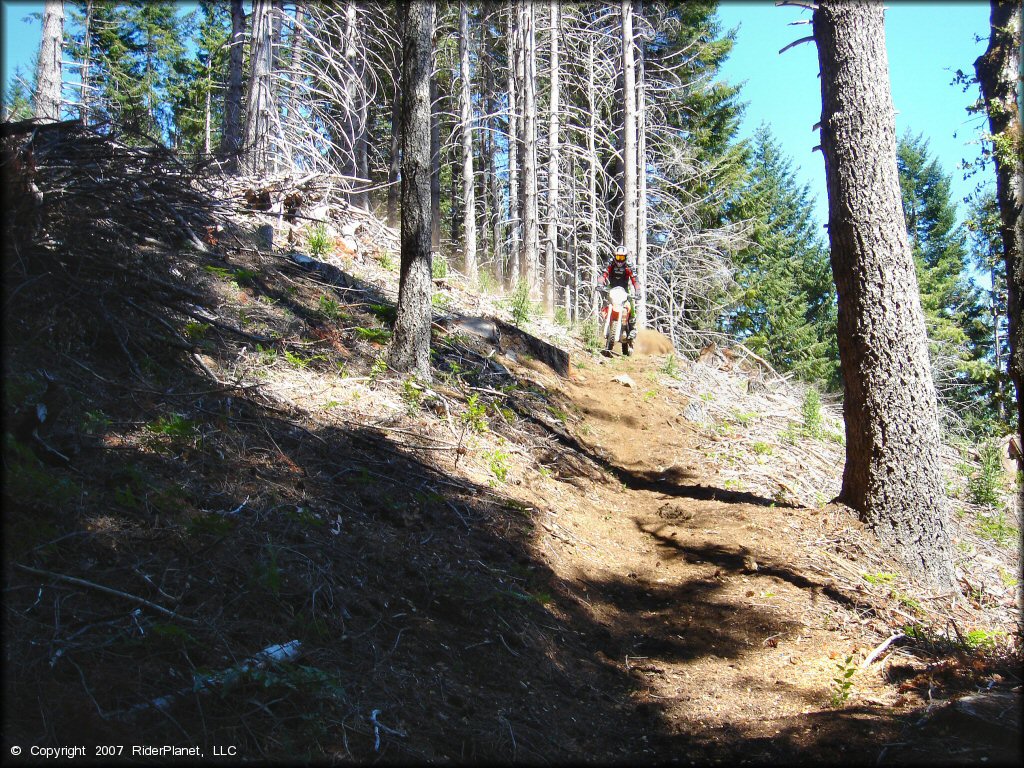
left=3, top=0, right=993, bottom=229
left=716, top=1, right=992, bottom=229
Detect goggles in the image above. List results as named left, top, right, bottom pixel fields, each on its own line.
left=614, top=252, right=626, bottom=261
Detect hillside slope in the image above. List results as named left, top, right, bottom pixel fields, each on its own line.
left=2, top=136, right=1019, bottom=765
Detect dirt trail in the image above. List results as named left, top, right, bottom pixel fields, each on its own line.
left=503, top=351, right=1001, bottom=763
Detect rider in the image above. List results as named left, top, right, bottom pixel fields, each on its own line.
left=598, top=244, right=639, bottom=340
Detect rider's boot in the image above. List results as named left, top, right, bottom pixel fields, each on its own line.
left=627, top=319, right=637, bottom=340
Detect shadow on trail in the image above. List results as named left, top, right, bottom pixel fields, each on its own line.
left=626, top=465, right=798, bottom=508
left=641, top=524, right=865, bottom=611
left=508, top=395, right=793, bottom=509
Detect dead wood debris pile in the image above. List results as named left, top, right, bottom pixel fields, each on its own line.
left=3, top=119, right=223, bottom=262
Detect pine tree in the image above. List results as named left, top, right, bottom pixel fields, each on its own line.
left=896, top=131, right=988, bottom=413
left=171, top=0, right=231, bottom=155
left=726, top=124, right=837, bottom=385
left=813, top=0, right=954, bottom=590
left=74, top=1, right=193, bottom=141
left=964, top=190, right=1011, bottom=429
left=3, top=66, right=36, bottom=121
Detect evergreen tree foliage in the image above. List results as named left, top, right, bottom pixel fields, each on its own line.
left=725, top=124, right=838, bottom=386
left=3, top=66, right=36, bottom=121
left=646, top=2, right=747, bottom=228
left=963, top=190, right=1011, bottom=431
left=171, top=1, right=231, bottom=154
left=896, top=131, right=988, bottom=416
left=68, top=1, right=194, bottom=141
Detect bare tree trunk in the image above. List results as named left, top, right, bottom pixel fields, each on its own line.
left=243, top=0, right=275, bottom=175
left=992, top=267, right=1007, bottom=422
left=279, top=2, right=305, bottom=170
left=507, top=3, right=522, bottom=287
left=270, top=0, right=284, bottom=171
left=636, top=0, right=648, bottom=328
left=341, top=2, right=367, bottom=206
left=390, top=1, right=435, bottom=381
left=587, top=33, right=600, bottom=317
left=459, top=1, right=478, bottom=281
left=34, top=0, right=64, bottom=122
left=79, top=0, right=92, bottom=124
left=222, top=0, right=246, bottom=170
left=388, top=78, right=401, bottom=228
left=520, top=1, right=540, bottom=298
left=205, top=56, right=213, bottom=154
left=975, top=0, right=1023, bottom=467
left=542, top=1, right=561, bottom=314
left=813, top=0, right=954, bottom=590
left=430, top=74, right=441, bottom=251
left=620, top=0, right=638, bottom=258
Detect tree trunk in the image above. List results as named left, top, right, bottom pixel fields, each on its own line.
left=459, top=1, right=478, bottom=281
left=388, top=77, right=402, bottom=228
left=975, top=0, right=1023, bottom=468
left=243, top=0, right=275, bottom=175
left=389, top=1, right=435, bottom=381
left=621, top=0, right=638, bottom=258
left=34, top=0, right=64, bottom=122
left=636, top=0, right=648, bottom=329
left=79, top=0, right=92, bottom=124
left=222, top=0, right=245, bottom=170
left=587, top=33, right=600, bottom=317
left=507, top=3, right=522, bottom=287
left=280, top=2, right=305, bottom=170
left=543, top=1, right=560, bottom=314
left=520, top=1, right=540, bottom=298
left=341, top=1, right=367, bottom=206
left=430, top=73, right=441, bottom=251
left=812, top=0, right=954, bottom=590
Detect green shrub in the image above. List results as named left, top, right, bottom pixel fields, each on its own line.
left=376, top=251, right=397, bottom=271
left=580, top=319, right=601, bottom=353
left=509, top=281, right=532, bottom=327
left=485, top=444, right=511, bottom=483
left=462, top=394, right=488, bottom=434
left=432, top=253, right=449, bottom=280
left=968, top=440, right=1006, bottom=507
left=477, top=269, right=497, bottom=294
left=802, top=389, right=823, bottom=438
left=354, top=327, right=391, bottom=344
left=318, top=295, right=342, bottom=321
left=306, top=224, right=332, bottom=258
left=402, top=378, right=424, bottom=414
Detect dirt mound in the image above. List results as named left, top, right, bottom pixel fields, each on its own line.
left=632, top=328, right=674, bottom=356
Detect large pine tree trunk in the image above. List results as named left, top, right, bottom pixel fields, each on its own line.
left=975, top=0, right=1023, bottom=468
left=389, top=1, right=435, bottom=381
left=459, top=1, right=478, bottom=281
left=813, top=0, right=954, bottom=590
left=222, top=0, right=246, bottom=170
left=34, top=0, right=64, bottom=122
left=543, top=1, right=560, bottom=314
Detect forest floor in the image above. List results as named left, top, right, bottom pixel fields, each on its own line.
left=3, top=154, right=1021, bottom=765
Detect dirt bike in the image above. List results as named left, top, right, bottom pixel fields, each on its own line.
left=597, top=285, right=633, bottom=357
